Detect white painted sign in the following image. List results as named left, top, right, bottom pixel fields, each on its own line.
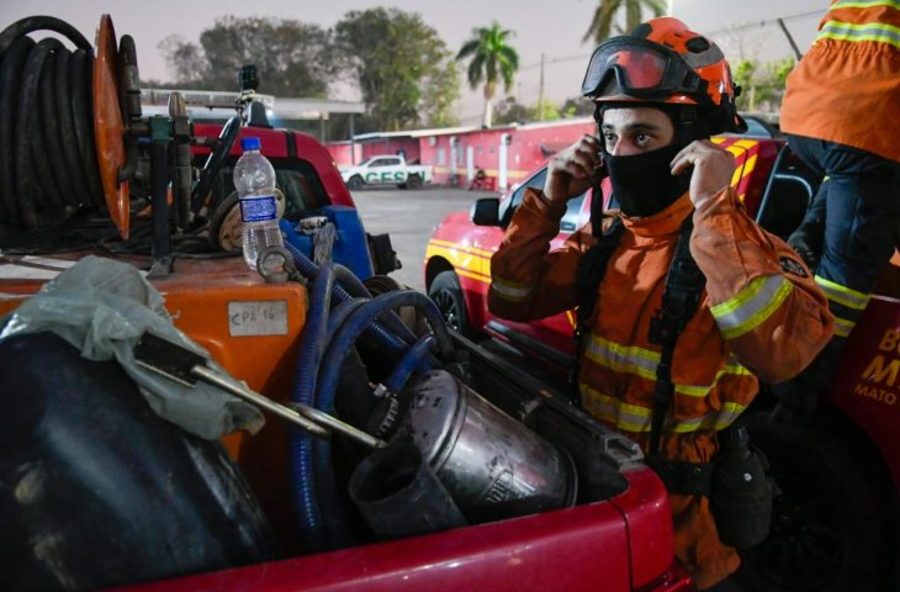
left=227, top=300, right=289, bottom=336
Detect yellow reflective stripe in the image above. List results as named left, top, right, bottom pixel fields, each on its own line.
left=584, top=335, right=659, bottom=381
left=428, top=238, right=494, bottom=259
left=675, top=361, right=753, bottom=398
left=582, top=387, right=652, bottom=432
left=490, top=278, right=533, bottom=302
left=711, top=275, right=794, bottom=339
left=586, top=335, right=752, bottom=396
left=672, top=402, right=747, bottom=433
left=581, top=385, right=747, bottom=434
left=832, top=0, right=900, bottom=9
left=426, top=244, right=491, bottom=278
left=817, top=20, right=900, bottom=48
left=833, top=316, right=856, bottom=338
left=815, top=275, right=871, bottom=310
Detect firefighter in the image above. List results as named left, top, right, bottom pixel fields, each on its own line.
left=774, top=0, right=900, bottom=418
left=488, top=18, right=834, bottom=590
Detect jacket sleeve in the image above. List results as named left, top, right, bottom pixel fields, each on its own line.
left=488, top=188, right=594, bottom=321
left=690, top=186, right=835, bottom=383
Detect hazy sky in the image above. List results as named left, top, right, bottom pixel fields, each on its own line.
left=1, top=0, right=826, bottom=125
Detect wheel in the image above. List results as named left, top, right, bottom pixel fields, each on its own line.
left=407, top=174, right=423, bottom=189
left=347, top=175, right=364, bottom=190
left=735, top=411, right=896, bottom=592
left=397, top=183, right=408, bottom=190
left=427, top=270, right=474, bottom=337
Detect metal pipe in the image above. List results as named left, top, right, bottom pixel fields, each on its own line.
left=192, top=365, right=385, bottom=449
left=777, top=18, right=803, bottom=61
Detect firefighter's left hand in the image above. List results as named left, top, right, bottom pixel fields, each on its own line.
left=670, top=140, right=736, bottom=208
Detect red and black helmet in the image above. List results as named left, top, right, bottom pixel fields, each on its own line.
left=581, top=17, right=747, bottom=134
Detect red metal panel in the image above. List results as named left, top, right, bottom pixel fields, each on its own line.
left=828, top=295, right=900, bottom=489
left=610, top=469, right=677, bottom=590
left=193, top=124, right=355, bottom=208
left=115, top=496, right=634, bottom=592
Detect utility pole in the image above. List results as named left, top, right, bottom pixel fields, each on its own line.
left=538, top=53, right=545, bottom=121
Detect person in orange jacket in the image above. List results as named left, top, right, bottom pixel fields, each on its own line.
left=774, top=0, right=900, bottom=418
left=488, top=18, right=834, bottom=591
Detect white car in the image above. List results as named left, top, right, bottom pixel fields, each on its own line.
left=340, top=155, right=433, bottom=190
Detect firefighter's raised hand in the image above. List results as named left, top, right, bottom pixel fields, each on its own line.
left=543, top=135, right=604, bottom=204
left=670, top=140, right=736, bottom=208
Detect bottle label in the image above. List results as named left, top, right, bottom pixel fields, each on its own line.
left=240, top=195, right=277, bottom=222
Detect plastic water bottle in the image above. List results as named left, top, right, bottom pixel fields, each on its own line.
left=234, top=137, right=283, bottom=270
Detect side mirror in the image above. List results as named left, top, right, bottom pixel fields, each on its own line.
left=471, top=198, right=500, bottom=226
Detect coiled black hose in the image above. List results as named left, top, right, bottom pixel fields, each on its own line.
left=0, top=16, right=101, bottom=230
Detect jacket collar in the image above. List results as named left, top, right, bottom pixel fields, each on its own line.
left=620, top=192, right=693, bottom=239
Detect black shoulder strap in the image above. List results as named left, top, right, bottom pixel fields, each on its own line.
left=569, top=186, right=624, bottom=399
left=647, top=215, right=706, bottom=456
left=574, top=216, right=624, bottom=332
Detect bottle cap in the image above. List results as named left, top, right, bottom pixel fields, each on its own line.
left=241, top=137, right=261, bottom=151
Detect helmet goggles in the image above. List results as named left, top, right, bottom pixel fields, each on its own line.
left=581, top=37, right=707, bottom=103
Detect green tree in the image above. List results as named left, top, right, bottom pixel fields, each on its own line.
left=733, top=57, right=795, bottom=111
left=494, top=96, right=530, bottom=125
left=335, top=8, right=453, bottom=131
left=530, top=99, right=561, bottom=121
left=456, top=22, right=519, bottom=128
left=561, top=96, right=596, bottom=118
left=583, top=0, right=666, bottom=44
left=159, top=17, right=337, bottom=97
left=422, top=59, right=461, bottom=127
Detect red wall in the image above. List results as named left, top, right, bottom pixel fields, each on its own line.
left=360, top=139, right=421, bottom=164
left=326, top=118, right=596, bottom=189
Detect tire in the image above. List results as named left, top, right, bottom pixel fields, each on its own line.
left=427, top=270, right=474, bottom=337
left=407, top=174, right=423, bottom=189
left=347, top=175, right=363, bottom=190
left=397, top=182, right=407, bottom=189
left=735, top=411, right=896, bottom=592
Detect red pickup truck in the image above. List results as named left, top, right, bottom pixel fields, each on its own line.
left=425, top=131, right=900, bottom=592
left=0, top=14, right=692, bottom=592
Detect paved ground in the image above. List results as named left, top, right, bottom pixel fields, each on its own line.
left=350, top=186, right=498, bottom=291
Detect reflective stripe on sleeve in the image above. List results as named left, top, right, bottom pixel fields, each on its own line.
left=815, top=275, right=871, bottom=311
left=490, top=278, right=534, bottom=302
left=832, top=0, right=900, bottom=9
left=816, top=20, right=900, bottom=48
left=833, top=316, right=857, bottom=338
left=710, top=275, right=794, bottom=340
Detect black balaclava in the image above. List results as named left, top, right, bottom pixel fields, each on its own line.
left=598, top=103, right=708, bottom=218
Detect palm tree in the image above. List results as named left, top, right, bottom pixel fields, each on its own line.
left=456, top=23, right=519, bottom=128
left=583, top=0, right=667, bottom=44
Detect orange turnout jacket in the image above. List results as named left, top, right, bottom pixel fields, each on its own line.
left=489, top=187, right=834, bottom=589
left=781, top=0, right=900, bottom=162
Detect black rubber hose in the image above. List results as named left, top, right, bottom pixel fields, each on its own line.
left=53, top=44, right=88, bottom=208
left=0, top=35, right=34, bottom=224
left=39, top=43, right=73, bottom=210
left=70, top=49, right=103, bottom=208
left=1, top=17, right=102, bottom=230
left=0, top=16, right=91, bottom=54
left=29, top=40, right=69, bottom=218
left=15, top=38, right=59, bottom=227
